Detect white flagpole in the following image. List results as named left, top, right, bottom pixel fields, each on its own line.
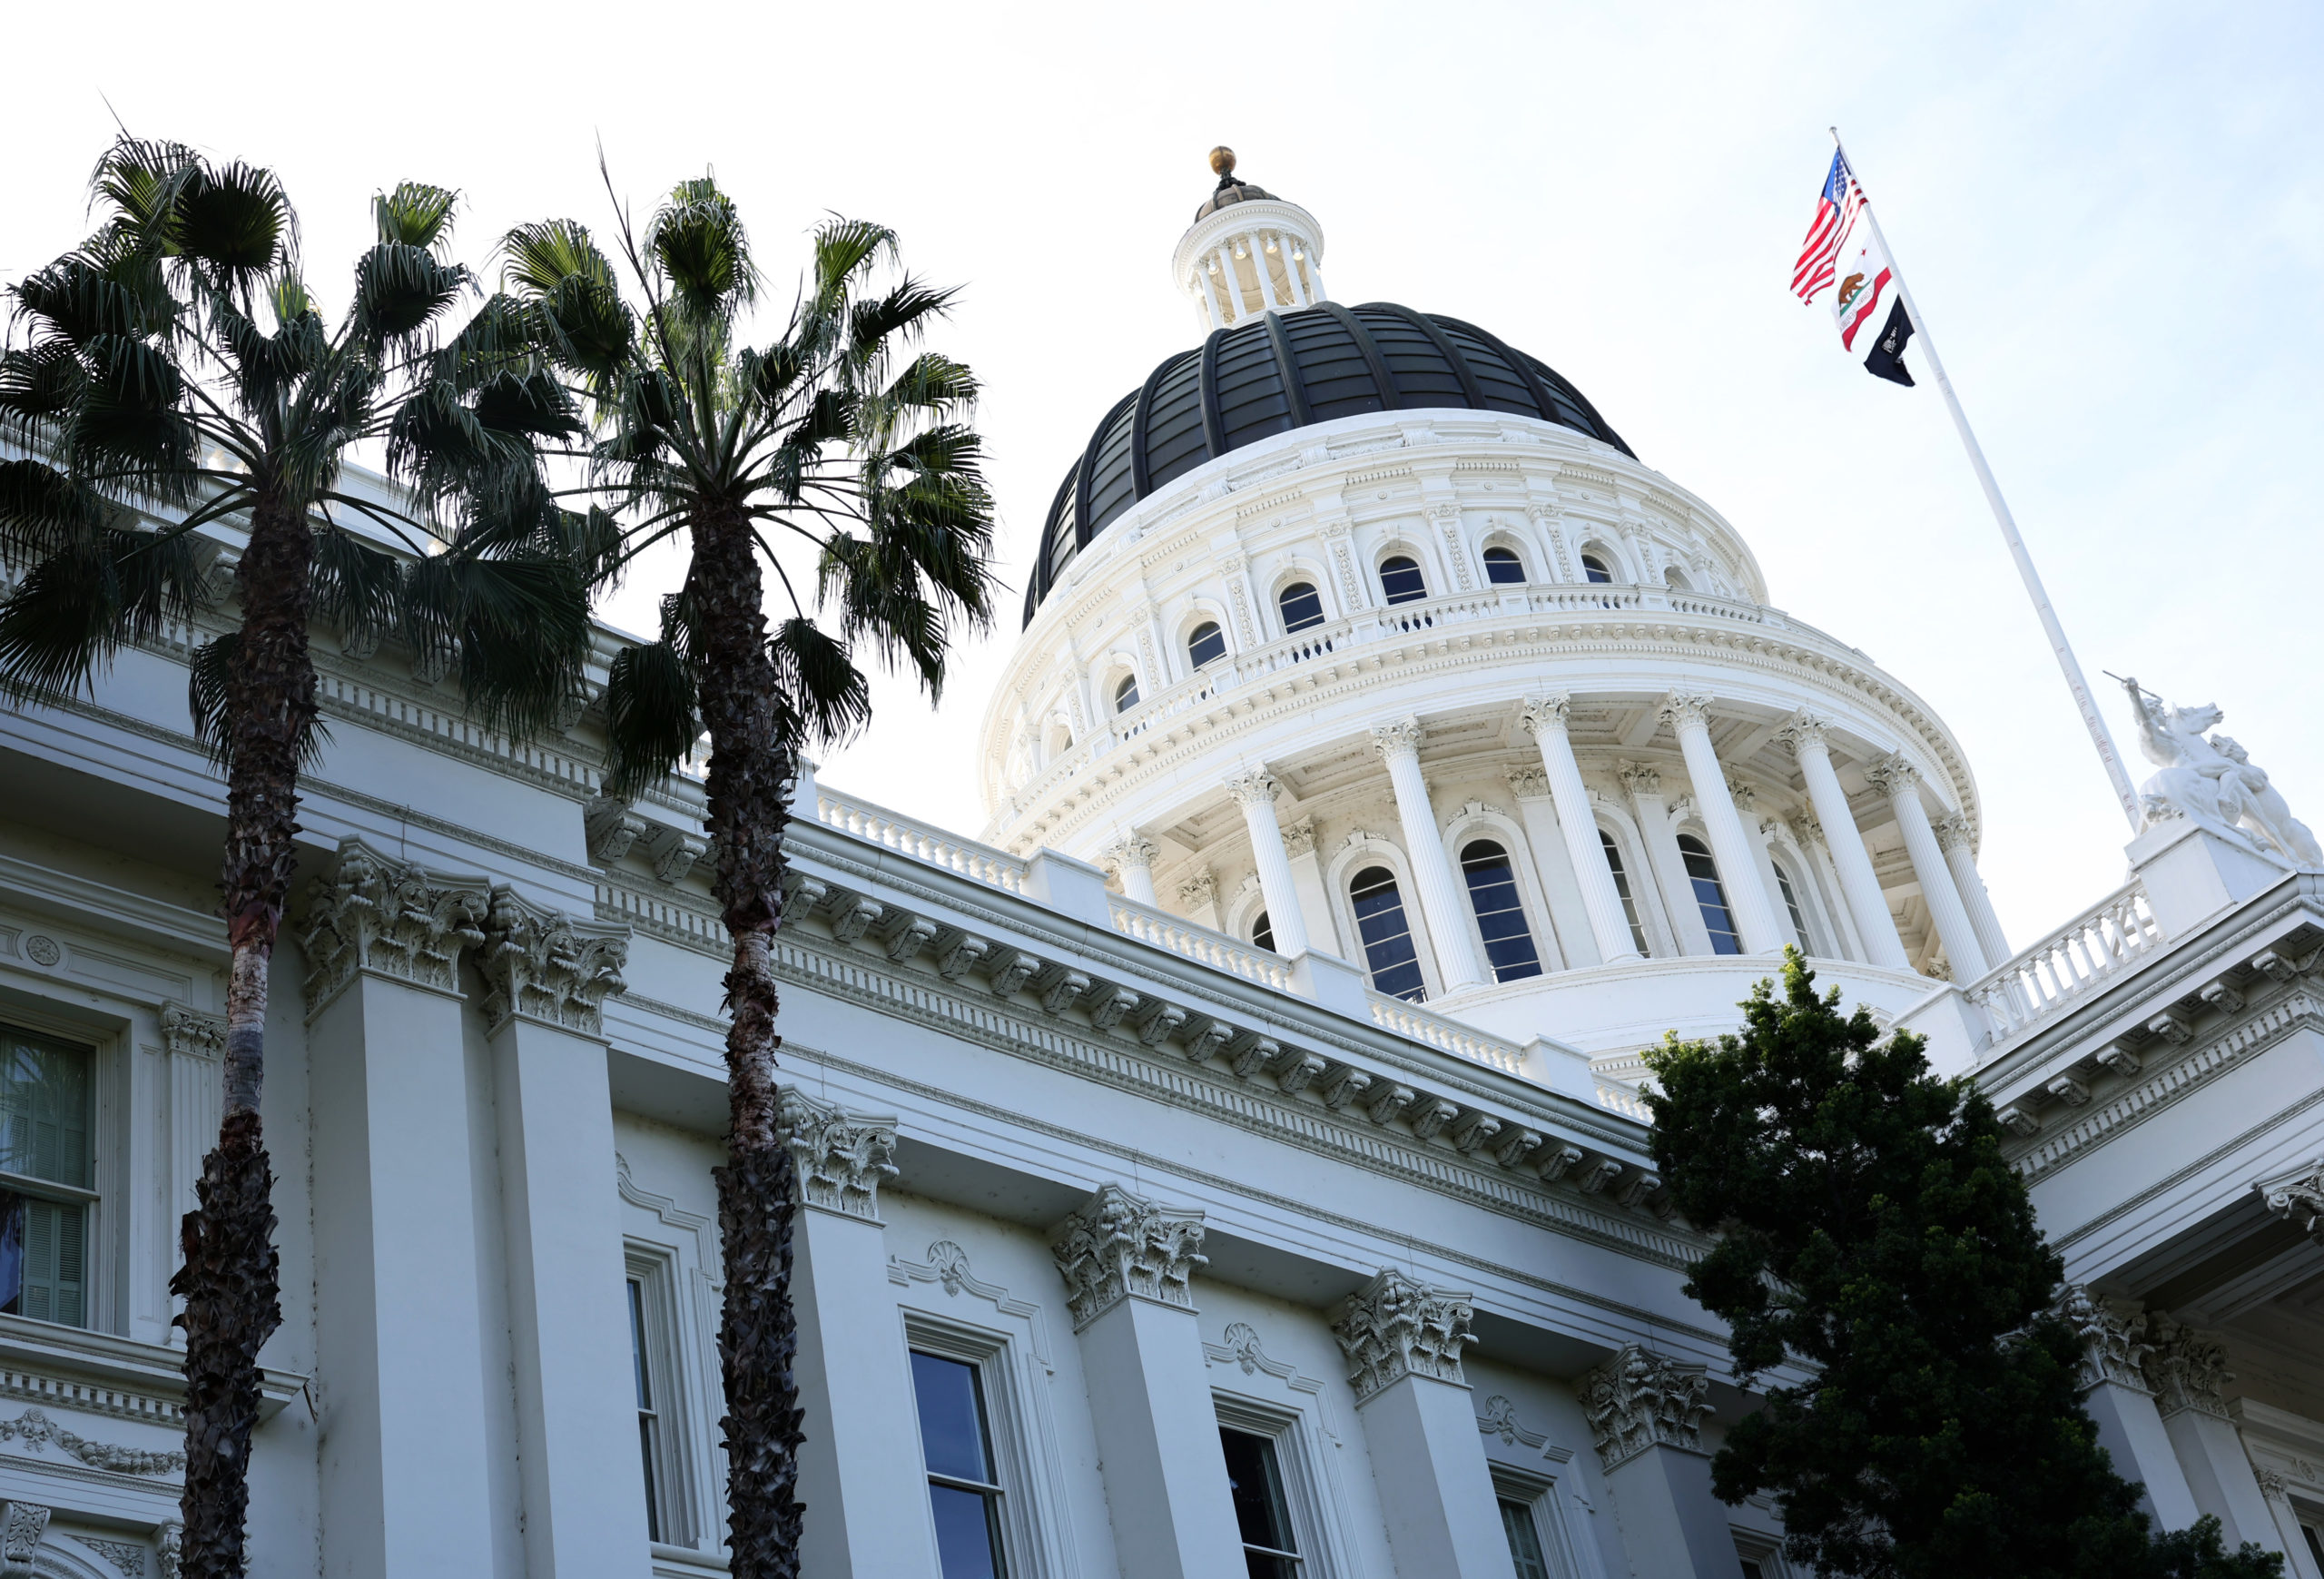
left=1831, top=128, right=2142, bottom=832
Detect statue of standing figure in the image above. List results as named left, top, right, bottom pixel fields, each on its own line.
left=2119, top=677, right=2321, bottom=869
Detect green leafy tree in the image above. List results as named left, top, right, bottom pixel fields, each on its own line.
left=0, top=138, right=598, bottom=1578
left=1642, top=952, right=2280, bottom=1579
left=501, top=178, right=994, bottom=1574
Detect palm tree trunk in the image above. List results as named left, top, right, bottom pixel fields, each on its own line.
left=690, top=503, right=805, bottom=1577
left=172, top=491, right=310, bottom=1579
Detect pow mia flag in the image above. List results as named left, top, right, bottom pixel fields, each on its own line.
left=1863, top=299, right=1915, bottom=386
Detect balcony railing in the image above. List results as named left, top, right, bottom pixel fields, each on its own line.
left=1106, top=895, right=1296, bottom=991
left=813, top=789, right=1029, bottom=894
left=1962, top=881, right=2163, bottom=1049
left=1366, top=992, right=1527, bottom=1078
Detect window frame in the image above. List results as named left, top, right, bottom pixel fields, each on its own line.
left=903, top=1309, right=1054, bottom=1579
left=625, top=1241, right=699, bottom=1550
left=1275, top=578, right=1328, bottom=637
left=1345, top=863, right=1430, bottom=1002
left=1487, top=1464, right=1586, bottom=1579
left=1675, top=832, right=1745, bottom=956
left=1455, top=835, right=1546, bottom=983
left=1375, top=553, right=1429, bottom=607
left=1576, top=543, right=1620, bottom=585
left=1185, top=617, right=1229, bottom=671
left=1110, top=670, right=1141, bottom=715
left=0, top=1005, right=115, bottom=1336
left=1768, top=855, right=1816, bottom=955
left=1480, top=543, right=1529, bottom=587
left=1593, top=824, right=1655, bottom=958
left=1214, top=1392, right=1341, bottom=1578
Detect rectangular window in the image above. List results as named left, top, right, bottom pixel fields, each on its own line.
left=1220, top=1426, right=1301, bottom=1577
left=627, top=1278, right=663, bottom=1543
left=912, top=1350, right=1008, bottom=1579
left=0, top=1026, right=93, bottom=1328
left=1500, top=1495, right=1552, bottom=1579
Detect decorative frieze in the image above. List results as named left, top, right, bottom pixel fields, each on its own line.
left=159, top=1004, right=223, bottom=1061
left=299, top=841, right=489, bottom=1007
left=0, top=1407, right=183, bottom=1475
left=2142, top=1315, right=2231, bottom=1419
left=1332, top=1268, right=1476, bottom=1403
left=1579, top=1345, right=1713, bottom=1467
left=778, top=1088, right=900, bottom=1219
left=477, top=887, right=629, bottom=1037
left=1049, top=1184, right=1208, bottom=1330
left=2054, top=1286, right=2152, bottom=1392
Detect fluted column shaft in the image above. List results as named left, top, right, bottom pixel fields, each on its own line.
left=1281, top=235, right=1310, bottom=307
left=1196, top=256, right=1227, bottom=331
left=1522, top=696, right=1641, bottom=962
left=1781, top=718, right=1910, bottom=970
left=1872, top=758, right=1988, bottom=980
left=1662, top=696, right=1786, bottom=954
left=1936, top=814, right=2013, bottom=968
left=1226, top=772, right=1310, bottom=957
left=1372, top=722, right=1488, bottom=992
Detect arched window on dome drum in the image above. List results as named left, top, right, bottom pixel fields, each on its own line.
left=1579, top=553, right=1614, bottom=585
left=1113, top=674, right=1139, bottom=715
left=1277, top=581, right=1325, bottom=634
left=1482, top=546, right=1526, bottom=586
left=1349, top=866, right=1426, bottom=1001
left=1598, top=829, right=1651, bottom=956
left=1664, top=566, right=1693, bottom=592
left=1677, top=834, right=1744, bottom=956
left=1379, top=555, right=1428, bottom=606
left=1251, top=910, right=1275, bottom=953
left=1772, top=858, right=1812, bottom=953
left=1187, top=620, right=1226, bottom=669
left=1460, top=840, right=1542, bottom=982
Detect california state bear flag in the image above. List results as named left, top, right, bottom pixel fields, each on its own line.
left=1829, top=228, right=1896, bottom=351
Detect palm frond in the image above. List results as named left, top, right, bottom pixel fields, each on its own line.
left=375, top=183, right=457, bottom=250
left=499, top=219, right=619, bottom=296
left=310, top=527, right=403, bottom=646
left=647, top=177, right=755, bottom=321
left=600, top=634, right=699, bottom=798
left=350, top=243, right=470, bottom=352
left=399, top=548, right=591, bottom=738
left=808, top=219, right=896, bottom=317
left=0, top=524, right=204, bottom=700
left=768, top=616, right=869, bottom=749
left=162, top=153, right=296, bottom=298
left=0, top=459, right=108, bottom=567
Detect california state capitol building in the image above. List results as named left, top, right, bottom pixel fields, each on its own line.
left=0, top=148, right=2320, bottom=1579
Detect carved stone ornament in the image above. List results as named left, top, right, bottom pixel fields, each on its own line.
left=583, top=794, right=648, bottom=864
left=154, top=1525, right=181, bottom=1579
left=1368, top=719, right=1425, bottom=763
left=0, top=1407, right=183, bottom=1475
left=1505, top=764, right=1552, bottom=801
left=2258, top=1160, right=2324, bottom=1244
left=1616, top=760, right=1661, bottom=799
left=778, top=1088, right=900, bottom=1219
left=1579, top=1345, right=1714, bottom=1468
left=82, top=1535, right=148, bottom=1576
left=1049, top=1184, right=1208, bottom=1331
left=1775, top=712, right=1831, bottom=756
left=1862, top=754, right=1923, bottom=800
left=1788, top=810, right=1827, bottom=847
left=476, top=886, right=629, bottom=1037
left=1100, top=834, right=1159, bottom=875
left=1932, top=812, right=1974, bottom=854
left=2053, top=1286, right=2152, bottom=1393
left=1477, top=1393, right=1547, bottom=1448
left=1657, top=692, right=1713, bottom=733
left=159, top=1003, right=224, bottom=1061
left=1225, top=769, right=1283, bottom=808
left=1331, top=1268, right=1477, bottom=1404
left=1178, top=869, right=1218, bottom=908
left=2142, top=1315, right=2232, bottom=1419
left=0, top=1502, right=46, bottom=1579
left=1518, top=694, right=1573, bottom=737
left=298, top=839, right=489, bottom=1007
left=1280, top=816, right=1318, bottom=859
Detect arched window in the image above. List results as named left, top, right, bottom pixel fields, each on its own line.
left=1277, top=581, right=1325, bottom=634
left=1378, top=555, right=1428, bottom=605
left=1349, top=865, right=1426, bottom=1001
left=1663, top=566, right=1692, bottom=591
left=1113, top=673, right=1139, bottom=714
left=1579, top=552, right=1614, bottom=585
left=1772, top=858, right=1812, bottom=953
left=1460, top=840, right=1542, bottom=982
left=1251, top=910, right=1275, bottom=953
left=1482, top=546, right=1526, bottom=586
left=1187, top=620, right=1226, bottom=669
left=1598, top=829, right=1651, bottom=956
left=1677, top=834, right=1743, bottom=955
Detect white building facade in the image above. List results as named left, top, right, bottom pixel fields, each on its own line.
left=0, top=156, right=2317, bottom=1579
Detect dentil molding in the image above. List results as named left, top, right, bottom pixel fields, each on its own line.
left=1578, top=1344, right=1713, bottom=1467
left=1049, top=1183, right=1208, bottom=1331
left=1331, top=1268, right=1476, bottom=1404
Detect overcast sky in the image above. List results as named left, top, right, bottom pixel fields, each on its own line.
left=5, top=0, right=2319, bottom=949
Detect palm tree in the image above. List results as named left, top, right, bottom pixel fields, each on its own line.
left=0, top=138, right=600, bottom=1578
left=502, top=179, right=994, bottom=1574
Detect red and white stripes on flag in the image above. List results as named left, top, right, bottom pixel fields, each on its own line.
left=1792, top=150, right=1866, bottom=302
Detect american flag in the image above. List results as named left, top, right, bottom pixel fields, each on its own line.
left=1792, top=151, right=1866, bottom=302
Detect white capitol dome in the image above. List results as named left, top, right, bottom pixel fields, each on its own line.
left=974, top=149, right=2009, bottom=1064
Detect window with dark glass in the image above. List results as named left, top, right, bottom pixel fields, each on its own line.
left=1113, top=674, right=1139, bottom=714
left=1378, top=555, right=1427, bottom=605
left=1187, top=621, right=1227, bottom=669
left=1739, top=1563, right=1767, bottom=1579
left=911, top=1351, right=1008, bottom=1579
left=2301, top=1525, right=2324, bottom=1572
left=1251, top=911, right=1275, bottom=953
left=1461, top=840, right=1542, bottom=982
left=1277, top=581, right=1325, bottom=634
left=1221, top=1426, right=1301, bottom=1577
left=1482, top=546, right=1526, bottom=585
left=1772, top=859, right=1811, bottom=952
left=1579, top=553, right=1614, bottom=585
left=0, top=1026, right=92, bottom=1328
left=1350, top=865, right=1426, bottom=1001
left=628, top=1278, right=663, bottom=1543
left=1677, top=834, right=1743, bottom=955
left=1500, top=1495, right=1553, bottom=1579
left=1597, top=830, right=1651, bottom=956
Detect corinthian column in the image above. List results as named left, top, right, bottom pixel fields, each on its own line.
left=1934, top=813, right=2013, bottom=968
left=1866, top=755, right=1988, bottom=980
left=1102, top=834, right=1161, bottom=906
left=1371, top=720, right=1488, bottom=991
left=1520, top=696, right=1641, bottom=962
left=1660, top=695, right=1786, bottom=953
left=1777, top=715, right=1909, bottom=970
left=1225, top=770, right=1310, bottom=957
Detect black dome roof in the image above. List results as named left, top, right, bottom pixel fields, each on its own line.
left=1022, top=301, right=1632, bottom=624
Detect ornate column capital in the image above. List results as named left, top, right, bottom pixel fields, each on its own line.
left=160, top=1003, right=224, bottom=1061
left=1725, top=774, right=1758, bottom=814
left=1579, top=1345, right=1714, bottom=1468
left=1100, top=834, right=1160, bottom=873
left=1177, top=869, right=1218, bottom=908
left=1505, top=764, right=1553, bottom=801
left=1331, top=1268, right=1477, bottom=1404
left=299, top=839, right=489, bottom=1009
left=1049, top=1184, right=1207, bottom=1331
left=1225, top=768, right=1283, bottom=808
left=778, top=1088, right=901, bottom=1220
left=1369, top=719, right=1425, bottom=764
left=2142, top=1315, right=2231, bottom=1419
left=2054, top=1286, right=2152, bottom=1392
left=1787, top=810, right=1826, bottom=846
left=1518, top=694, right=1573, bottom=736
left=1863, top=753, right=1923, bottom=800
left=1776, top=712, right=1832, bottom=756
left=478, top=886, right=629, bottom=1038
left=1932, top=812, right=1974, bottom=853
left=1658, top=692, right=1714, bottom=733
left=2259, top=1159, right=2324, bottom=1243
left=1616, top=760, right=1662, bottom=799
left=1281, top=816, right=1318, bottom=859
